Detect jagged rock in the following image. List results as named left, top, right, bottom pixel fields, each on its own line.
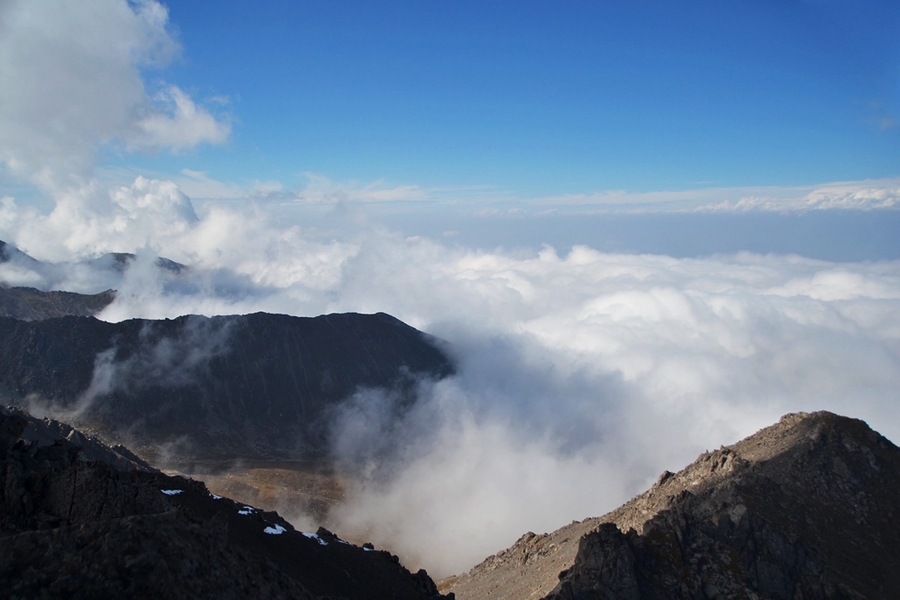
left=446, top=412, right=900, bottom=600
left=0, top=311, right=454, bottom=461
left=0, top=408, right=451, bottom=600
left=1, top=405, right=152, bottom=471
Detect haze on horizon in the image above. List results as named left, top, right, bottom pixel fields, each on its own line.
left=1, top=0, right=899, bottom=576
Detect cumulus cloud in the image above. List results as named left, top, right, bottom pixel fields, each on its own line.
left=0, top=0, right=229, bottom=187
left=318, top=243, right=900, bottom=574
left=0, top=176, right=198, bottom=262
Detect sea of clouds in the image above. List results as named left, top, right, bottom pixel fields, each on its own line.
left=2, top=0, right=899, bottom=577
left=3, top=184, right=899, bottom=574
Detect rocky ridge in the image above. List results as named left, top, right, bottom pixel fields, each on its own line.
left=445, top=412, right=900, bottom=600
left=0, top=406, right=450, bottom=600
left=1, top=405, right=151, bottom=472
left=0, top=311, right=454, bottom=461
left=0, top=286, right=115, bottom=321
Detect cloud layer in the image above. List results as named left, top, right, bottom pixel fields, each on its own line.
left=2, top=181, right=898, bottom=575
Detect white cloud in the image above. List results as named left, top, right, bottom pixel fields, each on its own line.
left=133, top=86, right=230, bottom=152
left=0, top=0, right=229, bottom=187
left=1, top=176, right=198, bottom=262
left=532, top=178, right=900, bottom=214
left=175, top=169, right=283, bottom=200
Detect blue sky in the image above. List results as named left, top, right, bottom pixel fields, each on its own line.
left=134, top=0, right=900, bottom=194
left=1, top=0, right=899, bottom=244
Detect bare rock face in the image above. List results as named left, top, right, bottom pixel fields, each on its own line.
left=1, top=405, right=152, bottom=472
left=447, top=412, right=900, bottom=600
left=0, top=286, right=115, bottom=321
left=0, top=408, right=450, bottom=600
left=0, top=311, right=454, bottom=461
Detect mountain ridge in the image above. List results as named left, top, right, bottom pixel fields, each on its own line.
left=0, top=311, right=455, bottom=462
left=0, top=239, right=185, bottom=320
left=0, top=285, right=115, bottom=321
left=445, top=411, right=900, bottom=600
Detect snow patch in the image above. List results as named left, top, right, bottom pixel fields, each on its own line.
left=303, top=532, right=328, bottom=546
left=264, top=524, right=287, bottom=535
left=160, top=489, right=183, bottom=496
left=210, top=493, right=222, bottom=500
left=238, top=506, right=255, bottom=515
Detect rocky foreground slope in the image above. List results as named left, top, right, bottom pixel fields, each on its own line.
left=0, top=406, right=449, bottom=600
left=0, top=311, right=454, bottom=461
left=446, top=411, right=900, bottom=600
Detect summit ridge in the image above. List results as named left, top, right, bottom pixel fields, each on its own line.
left=446, top=411, right=900, bottom=600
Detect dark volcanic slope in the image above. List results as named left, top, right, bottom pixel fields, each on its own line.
left=0, top=407, right=448, bottom=600
left=447, top=412, right=900, bottom=600
left=0, top=312, right=454, bottom=460
left=0, top=286, right=115, bottom=320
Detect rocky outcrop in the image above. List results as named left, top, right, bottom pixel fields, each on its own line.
left=1, top=404, right=151, bottom=472
left=446, top=412, right=900, bottom=600
left=0, top=311, right=454, bottom=461
left=0, top=286, right=115, bottom=321
left=0, top=407, right=450, bottom=600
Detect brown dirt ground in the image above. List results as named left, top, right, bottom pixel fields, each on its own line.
left=171, top=462, right=346, bottom=527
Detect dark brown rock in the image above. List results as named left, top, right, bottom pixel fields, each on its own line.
left=0, top=408, right=451, bottom=600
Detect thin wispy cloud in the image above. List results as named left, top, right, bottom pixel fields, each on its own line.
left=532, top=179, right=900, bottom=214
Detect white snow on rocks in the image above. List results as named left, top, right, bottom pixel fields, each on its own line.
left=264, top=524, right=287, bottom=535
left=303, top=532, right=328, bottom=546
